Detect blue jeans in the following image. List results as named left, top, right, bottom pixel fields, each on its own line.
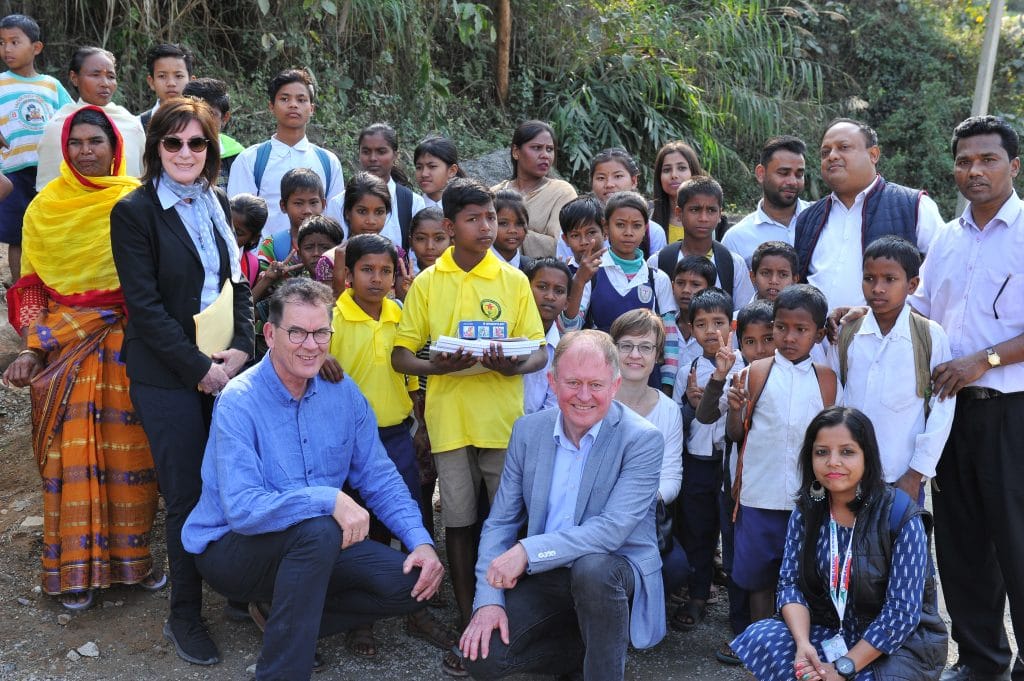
left=195, top=516, right=425, bottom=681
left=464, top=553, right=635, bottom=681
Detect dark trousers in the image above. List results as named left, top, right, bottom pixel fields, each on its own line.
left=196, top=516, right=425, bottom=681
left=130, top=382, right=213, bottom=622
left=464, top=554, right=635, bottom=681
left=379, top=420, right=420, bottom=503
left=719, top=487, right=750, bottom=636
left=934, top=392, right=1024, bottom=679
left=680, top=453, right=721, bottom=601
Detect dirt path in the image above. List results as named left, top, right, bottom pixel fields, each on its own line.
left=0, top=247, right=1015, bottom=680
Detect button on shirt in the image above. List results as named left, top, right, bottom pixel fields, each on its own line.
left=808, top=176, right=944, bottom=308
left=722, top=198, right=811, bottom=268
left=227, top=135, right=345, bottom=236
left=182, top=354, right=431, bottom=555
left=739, top=352, right=838, bottom=510
left=156, top=181, right=222, bottom=310
left=544, top=417, right=602, bottom=534
left=910, top=193, right=1024, bottom=393
left=830, top=304, right=954, bottom=481
left=326, top=176, right=426, bottom=247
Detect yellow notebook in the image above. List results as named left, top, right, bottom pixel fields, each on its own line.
left=193, top=282, right=234, bottom=357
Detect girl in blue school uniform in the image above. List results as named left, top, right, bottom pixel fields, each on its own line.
left=580, top=191, right=677, bottom=333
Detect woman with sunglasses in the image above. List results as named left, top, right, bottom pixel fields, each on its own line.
left=110, top=97, right=254, bottom=667
left=3, top=106, right=161, bottom=611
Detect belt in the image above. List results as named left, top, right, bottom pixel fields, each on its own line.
left=378, top=417, right=414, bottom=435
left=959, top=386, right=1012, bottom=400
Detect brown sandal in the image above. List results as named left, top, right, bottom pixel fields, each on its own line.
left=406, top=608, right=458, bottom=650
left=346, top=624, right=377, bottom=658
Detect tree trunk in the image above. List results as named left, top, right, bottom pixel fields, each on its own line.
left=495, top=0, right=511, bottom=107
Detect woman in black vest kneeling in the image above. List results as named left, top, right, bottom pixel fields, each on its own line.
left=731, top=407, right=946, bottom=681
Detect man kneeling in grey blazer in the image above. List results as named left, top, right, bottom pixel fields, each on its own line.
left=454, top=330, right=666, bottom=681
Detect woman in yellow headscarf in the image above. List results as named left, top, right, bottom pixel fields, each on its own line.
left=3, top=106, right=162, bottom=610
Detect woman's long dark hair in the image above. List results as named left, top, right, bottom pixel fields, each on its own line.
left=650, top=141, right=703, bottom=232
left=795, top=407, right=887, bottom=581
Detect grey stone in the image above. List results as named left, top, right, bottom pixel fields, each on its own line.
left=57, top=613, right=71, bottom=626
left=65, top=650, right=80, bottom=662
left=460, top=149, right=511, bottom=187
left=20, top=515, right=43, bottom=529
left=76, top=641, right=99, bottom=658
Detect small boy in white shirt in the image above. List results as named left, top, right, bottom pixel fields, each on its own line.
left=672, top=287, right=741, bottom=632
left=830, top=235, right=954, bottom=505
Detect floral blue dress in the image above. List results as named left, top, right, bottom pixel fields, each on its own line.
left=731, top=506, right=928, bottom=681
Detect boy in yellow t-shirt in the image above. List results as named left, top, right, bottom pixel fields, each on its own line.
left=392, top=178, right=547, bottom=627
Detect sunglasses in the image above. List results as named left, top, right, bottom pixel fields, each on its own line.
left=160, top=136, right=210, bottom=153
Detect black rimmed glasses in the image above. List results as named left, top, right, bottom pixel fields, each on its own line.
left=160, top=136, right=210, bottom=153
left=282, top=327, right=333, bottom=345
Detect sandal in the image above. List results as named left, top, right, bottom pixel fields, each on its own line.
left=59, top=590, right=94, bottom=611
left=138, top=572, right=168, bottom=592
left=716, top=641, right=741, bottom=666
left=248, top=601, right=271, bottom=632
left=406, top=608, right=458, bottom=650
left=442, top=647, right=468, bottom=677
left=670, top=599, right=707, bottom=632
left=346, top=624, right=377, bottom=658
left=706, top=584, right=720, bottom=605
left=669, top=585, right=688, bottom=604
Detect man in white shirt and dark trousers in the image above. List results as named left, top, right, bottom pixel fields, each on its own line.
left=911, top=116, right=1024, bottom=681
left=227, top=69, right=344, bottom=236
left=795, top=118, right=945, bottom=308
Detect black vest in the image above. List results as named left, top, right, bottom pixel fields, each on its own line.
left=794, top=176, right=922, bottom=281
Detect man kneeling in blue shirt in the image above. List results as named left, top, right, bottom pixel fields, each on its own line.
left=182, top=278, right=443, bottom=680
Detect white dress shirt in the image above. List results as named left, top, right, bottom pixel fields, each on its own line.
left=910, top=193, right=1024, bottom=394
left=687, top=352, right=742, bottom=458
left=808, top=176, right=945, bottom=308
left=325, top=176, right=425, bottom=246
left=723, top=198, right=811, bottom=267
left=227, top=135, right=345, bottom=235
left=738, top=351, right=840, bottom=510
left=830, top=304, right=955, bottom=481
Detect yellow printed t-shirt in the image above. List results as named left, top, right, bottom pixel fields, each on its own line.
left=395, top=247, right=545, bottom=452
left=330, top=290, right=416, bottom=428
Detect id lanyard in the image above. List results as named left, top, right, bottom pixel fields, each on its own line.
left=829, top=512, right=855, bottom=623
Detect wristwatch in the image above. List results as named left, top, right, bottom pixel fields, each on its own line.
left=986, top=347, right=1001, bottom=368
left=835, top=656, right=857, bottom=680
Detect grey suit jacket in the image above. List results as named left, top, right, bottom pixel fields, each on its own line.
left=472, top=401, right=666, bottom=649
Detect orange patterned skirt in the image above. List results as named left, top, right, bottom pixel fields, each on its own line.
left=28, top=303, right=157, bottom=595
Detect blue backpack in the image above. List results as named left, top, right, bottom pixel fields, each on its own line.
left=252, top=140, right=333, bottom=197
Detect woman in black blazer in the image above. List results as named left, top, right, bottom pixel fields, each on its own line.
left=110, top=98, right=253, bottom=667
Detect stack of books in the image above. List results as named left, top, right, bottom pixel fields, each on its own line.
left=429, top=336, right=542, bottom=358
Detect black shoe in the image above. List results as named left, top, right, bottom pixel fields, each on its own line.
left=163, top=617, right=220, bottom=666
left=941, top=662, right=1011, bottom=681
left=223, top=600, right=251, bottom=622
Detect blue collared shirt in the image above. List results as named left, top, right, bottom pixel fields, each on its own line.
left=182, top=354, right=433, bottom=554
left=544, top=416, right=603, bottom=534
left=156, top=180, right=222, bottom=310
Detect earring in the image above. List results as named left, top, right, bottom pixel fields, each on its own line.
left=809, top=481, right=826, bottom=502
left=854, top=483, right=863, bottom=501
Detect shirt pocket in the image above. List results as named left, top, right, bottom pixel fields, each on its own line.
left=988, top=269, right=1024, bottom=324
left=880, top=353, right=919, bottom=412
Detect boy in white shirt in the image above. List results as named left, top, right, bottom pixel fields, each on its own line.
left=830, top=235, right=954, bottom=505
left=227, top=69, right=344, bottom=235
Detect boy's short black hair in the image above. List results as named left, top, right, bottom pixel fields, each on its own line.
left=759, top=135, right=807, bottom=167
left=268, top=68, right=314, bottom=102
left=297, top=215, right=343, bottom=248
left=951, top=114, right=1020, bottom=160
left=674, top=254, right=717, bottom=287
left=774, top=283, right=828, bottom=329
left=559, top=195, right=605, bottom=235
left=863, top=235, right=921, bottom=280
left=525, top=256, right=573, bottom=287
left=145, top=43, right=193, bottom=76
left=604, top=190, right=649, bottom=225
left=676, top=176, right=723, bottom=210
left=441, top=177, right=494, bottom=222
left=0, top=14, right=41, bottom=43
left=345, top=233, right=398, bottom=271
left=688, top=287, right=733, bottom=325
left=737, top=299, right=775, bottom=339
left=280, top=167, right=325, bottom=203
left=751, top=240, right=799, bottom=274
left=183, top=78, right=230, bottom=115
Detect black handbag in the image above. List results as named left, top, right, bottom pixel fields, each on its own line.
left=655, top=498, right=673, bottom=555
